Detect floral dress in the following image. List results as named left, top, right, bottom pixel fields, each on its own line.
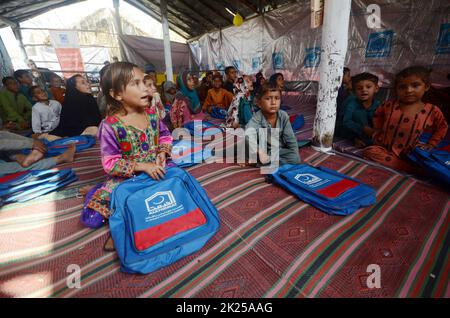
left=87, top=107, right=173, bottom=218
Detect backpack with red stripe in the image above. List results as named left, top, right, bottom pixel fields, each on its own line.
left=268, top=164, right=376, bottom=215
left=109, top=167, right=220, bottom=274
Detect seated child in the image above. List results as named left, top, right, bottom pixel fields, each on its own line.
left=340, top=72, right=382, bottom=147
left=244, top=83, right=300, bottom=167
left=202, top=74, right=234, bottom=114
left=85, top=62, right=173, bottom=251
left=49, top=74, right=66, bottom=104
left=144, top=74, right=166, bottom=120
left=0, top=77, right=32, bottom=130
left=363, top=66, right=448, bottom=174
left=30, top=86, right=62, bottom=138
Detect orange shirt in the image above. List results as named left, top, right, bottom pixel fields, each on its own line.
left=202, top=88, right=234, bottom=113
left=50, top=87, right=66, bottom=104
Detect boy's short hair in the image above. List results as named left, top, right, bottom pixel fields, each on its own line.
left=395, top=66, right=431, bottom=87
left=254, top=83, right=281, bottom=100
left=2, top=76, right=15, bottom=86
left=351, top=72, right=379, bottom=88
left=13, top=69, right=30, bottom=81
left=225, top=66, right=236, bottom=75
left=212, top=74, right=223, bottom=82
left=28, top=85, right=40, bottom=96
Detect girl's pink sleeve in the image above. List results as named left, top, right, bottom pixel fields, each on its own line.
left=98, top=120, right=136, bottom=178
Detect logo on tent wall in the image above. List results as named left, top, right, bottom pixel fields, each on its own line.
left=232, top=59, right=241, bottom=71
left=272, top=52, right=284, bottom=70
left=436, top=23, right=450, bottom=54
left=304, top=47, right=321, bottom=68
left=252, top=57, right=261, bottom=71
left=365, top=30, right=394, bottom=58
left=215, top=61, right=225, bottom=71
left=294, top=173, right=322, bottom=186
left=145, top=191, right=177, bottom=216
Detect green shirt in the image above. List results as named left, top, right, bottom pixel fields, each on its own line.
left=0, top=89, right=32, bottom=125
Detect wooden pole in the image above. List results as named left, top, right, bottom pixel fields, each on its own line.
left=161, top=0, right=174, bottom=82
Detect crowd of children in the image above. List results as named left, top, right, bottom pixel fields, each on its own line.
left=1, top=58, right=449, bottom=250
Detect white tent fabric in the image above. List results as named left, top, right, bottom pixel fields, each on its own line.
left=188, top=0, right=450, bottom=87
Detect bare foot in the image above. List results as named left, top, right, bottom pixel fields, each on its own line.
left=103, top=235, right=115, bottom=252
left=55, top=144, right=76, bottom=164
left=21, top=149, right=45, bottom=167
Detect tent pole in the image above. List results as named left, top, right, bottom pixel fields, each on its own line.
left=161, top=0, right=174, bottom=82
left=113, top=0, right=126, bottom=61
left=11, top=25, right=29, bottom=64
left=311, top=0, right=351, bottom=153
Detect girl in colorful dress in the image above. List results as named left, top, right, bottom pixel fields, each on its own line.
left=169, top=71, right=206, bottom=129
left=86, top=62, right=173, bottom=251
left=363, top=66, right=448, bottom=174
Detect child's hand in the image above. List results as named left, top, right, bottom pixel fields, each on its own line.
left=258, top=150, right=270, bottom=165
left=32, top=139, right=47, bottom=154
left=136, top=162, right=165, bottom=180
left=156, top=152, right=167, bottom=168
left=354, top=138, right=366, bottom=148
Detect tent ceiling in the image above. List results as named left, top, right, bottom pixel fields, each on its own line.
left=0, top=0, right=296, bottom=39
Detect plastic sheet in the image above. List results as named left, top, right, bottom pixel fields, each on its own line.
left=189, top=0, right=450, bottom=88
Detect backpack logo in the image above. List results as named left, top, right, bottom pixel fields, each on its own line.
left=295, top=173, right=322, bottom=185
left=445, top=160, right=450, bottom=166
left=145, top=191, right=177, bottom=216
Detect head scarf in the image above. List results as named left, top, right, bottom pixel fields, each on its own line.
left=163, top=80, right=176, bottom=104
left=57, top=75, right=101, bottom=136
left=176, top=70, right=201, bottom=114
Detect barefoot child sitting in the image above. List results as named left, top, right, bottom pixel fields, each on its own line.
left=243, top=83, right=300, bottom=168
left=363, top=66, right=448, bottom=174
left=85, top=62, right=173, bottom=251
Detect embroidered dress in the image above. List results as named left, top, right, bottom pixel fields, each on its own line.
left=363, top=101, right=448, bottom=173
left=87, top=107, right=173, bottom=218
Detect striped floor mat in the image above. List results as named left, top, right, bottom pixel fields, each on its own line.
left=0, top=144, right=448, bottom=298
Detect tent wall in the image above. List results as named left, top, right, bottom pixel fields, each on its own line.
left=188, top=0, right=450, bottom=87
left=120, top=34, right=195, bottom=74
left=0, top=35, right=14, bottom=83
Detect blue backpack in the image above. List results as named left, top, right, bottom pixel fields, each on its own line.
left=109, top=167, right=220, bottom=274
left=0, top=168, right=77, bottom=204
left=22, top=135, right=96, bottom=157
left=408, top=143, right=450, bottom=186
left=169, top=139, right=214, bottom=168
left=268, top=164, right=376, bottom=216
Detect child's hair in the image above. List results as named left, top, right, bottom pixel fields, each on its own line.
left=13, top=69, right=30, bottom=81
left=212, top=74, right=223, bottom=82
left=351, top=72, right=379, bottom=88
left=28, top=85, right=40, bottom=97
left=101, top=61, right=139, bottom=116
left=254, top=83, right=281, bottom=101
left=395, top=66, right=431, bottom=87
left=225, top=66, right=236, bottom=75
left=343, top=67, right=350, bottom=74
left=2, top=76, right=15, bottom=86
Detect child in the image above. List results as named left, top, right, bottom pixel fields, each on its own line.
left=144, top=75, right=166, bottom=120
left=245, top=83, right=300, bottom=166
left=202, top=74, right=234, bottom=114
left=30, top=86, right=62, bottom=137
left=49, top=74, right=66, bottom=104
left=339, top=72, right=381, bottom=147
left=0, top=77, right=32, bottom=130
left=223, top=66, right=237, bottom=94
left=363, top=66, right=448, bottom=174
left=269, top=73, right=284, bottom=90
left=86, top=62, right=173, bottom=251
left=169, top=71, right=206, bottom=129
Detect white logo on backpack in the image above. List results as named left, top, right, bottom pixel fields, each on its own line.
left=294, top=173, right=322, bottom=185
left=145, top=191, right=177, bottom=215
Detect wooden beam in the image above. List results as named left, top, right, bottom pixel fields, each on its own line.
left=196, top=0, right=233, bottom=25
left=238, top=0, right=259, bottom=14
left=175, top=0, right=221, bottom=29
